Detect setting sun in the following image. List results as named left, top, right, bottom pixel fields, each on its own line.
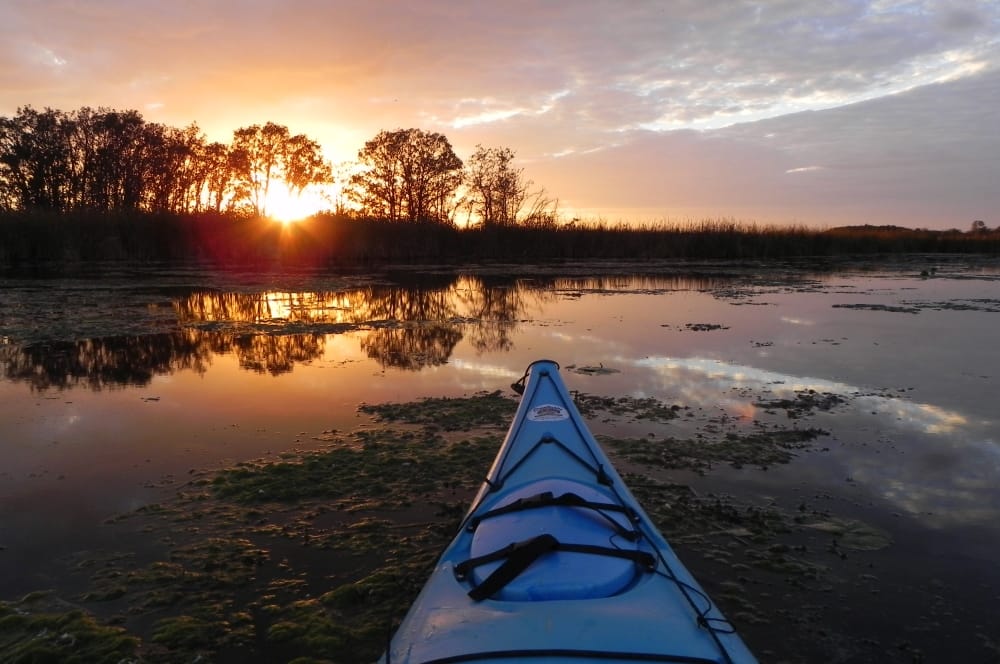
left=264, top=184, right=331, bottom=223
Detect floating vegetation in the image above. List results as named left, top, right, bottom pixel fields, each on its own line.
left=755, top=389, right=847, bottom=418
left=605, top=427, right=827, bottom=473
left=573, top=393, right=681, bottom=422
left=0, top=592, right=139, bottom=663
left=211, top=429, right=498, bottom=507
left=625, top=479, right=827, bottom=588
left=660, top=322, right=731, bottom=331
left=0, top=389, right=945, bottom=662
left=831, top=303, right=921, bottom=314
left=358, top=390, right=517, bottom=430
left=566, top=363, right=621, bottom=375
left=59, top=414, right=503, bottom=662
left=899, top=298, right=1000, bottom=313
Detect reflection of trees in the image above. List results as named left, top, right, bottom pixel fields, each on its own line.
left=552, top=274, right=732, bottom=293
left=355, top=286, right=456, bottom=322
left=353, top=284, right=464, bottom=370
left=3, top=272, right=724, bottom=389
left=361, top=324, right=464, bottom=371
left=172, top=274, right=546, bottom=371
left=0, top=329, right=327, bottom=391
left=175, top=291, right=356, bottom=326
left=231, top=334, right=324, bottom=375
left=354, top=275, right=550, bottom=369
left=0, top=331, right=213, bottom=391
left=452, top=276, right=543, bottom=353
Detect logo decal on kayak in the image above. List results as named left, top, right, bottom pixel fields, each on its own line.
left=528, top=404, right=569, bottom=421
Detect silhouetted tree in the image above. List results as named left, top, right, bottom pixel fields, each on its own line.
left=463, top=144, right=559, bottom=228
left=349, top=128, right=463, bottom=223
left=143, top=122, right=210, bottom=213
left=1, top=106, right=241, bottom=215
left=230, top=122, right=332, bottom=216
left=89, top=109, right=151, bottom=211
left=284, top=133, right=332, bottom=198
left=230, top=122, right=290, bottom=216
left=201, top=142, right=235, bottom=212
left=0, top=107, right=75, bottom=211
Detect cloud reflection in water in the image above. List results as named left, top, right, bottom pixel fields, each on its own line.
left=634, top=355, right=967, bottom=435
left=634, top=355, right=998, bottom=529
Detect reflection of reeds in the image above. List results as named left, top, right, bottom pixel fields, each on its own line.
left=2, top=211, right=998, bottom=266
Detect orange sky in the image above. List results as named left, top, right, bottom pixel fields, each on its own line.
left=2, top=1, right=998, bottom=229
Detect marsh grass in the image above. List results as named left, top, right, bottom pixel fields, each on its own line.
left=2, top=211, right=998, bottom=268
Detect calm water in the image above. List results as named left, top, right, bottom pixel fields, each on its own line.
left=1, top=257, right=999, bottom=659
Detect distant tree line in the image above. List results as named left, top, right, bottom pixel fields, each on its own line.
left=0, top=105, right=558, bottom=226
left=0, top=107, right=330, bottom=217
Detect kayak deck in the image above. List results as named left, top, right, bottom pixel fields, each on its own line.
left=381, top=360, right=757, bottom=664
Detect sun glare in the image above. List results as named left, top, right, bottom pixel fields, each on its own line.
left=264, top=184, right=330, bottom=223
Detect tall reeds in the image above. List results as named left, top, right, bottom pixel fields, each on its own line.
left=1, top=211, right=997, bottom=269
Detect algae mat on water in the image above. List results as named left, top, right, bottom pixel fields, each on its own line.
left=0, top=592, right=140, bottom=664
left=0, top=388, right=939, bottom=663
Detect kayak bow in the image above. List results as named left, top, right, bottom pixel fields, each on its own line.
left=381, top=360, right=757, bottom=664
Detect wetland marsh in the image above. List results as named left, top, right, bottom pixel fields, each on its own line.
left=1, top=256, right=998, bottom=662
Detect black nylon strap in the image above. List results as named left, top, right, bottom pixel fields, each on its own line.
left=467, top=534, right=559, bottom=601
left=467, top=491, right=639, bottom=540
left=458, top=534, right=657, bottom=601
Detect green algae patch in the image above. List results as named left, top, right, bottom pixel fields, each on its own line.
left=900, top=298, right=1000, bottom=313
left=566, top=363, right=621, bottom=375
left=659, top=323, right=731, bottom=332
left=0, top=593, right=139, bottom=664
left=359, top=390, right=517, bottom=430
left=64, top=422, right=501, bottom=662
left=755, top=389, right=847, bottom=418
left=626, top=477, right=830, bottom=589
left=151, top=613, right=224, bottom=649
left=211, top=429, right=499, bottom=507
left=831, top=303, right=921, bottom=314
left=573, top=393, right=681, bottom=423
left=166, top=537, right=269, bottom=587
left=11, top=389, right=915, bottom=662
left=605, top=427, right=827, bottom=473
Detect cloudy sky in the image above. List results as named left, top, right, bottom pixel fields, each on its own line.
left=2, top=0, right=998, bottom=228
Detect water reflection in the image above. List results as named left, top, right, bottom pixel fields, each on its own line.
left=362, top=324, right=463, bottom=371
left=635, top=355, right=998, bottom=528
left=634, top=355, right=968, bottom=434
left=2, top=274, right=588, bottom=389
left=0, top=270, right=858, bottom=390
left=0, top=332, right=213, bottom=391
left=0, top=330, right=331, bottom=390
left=233, top=333, right=326, bottom=375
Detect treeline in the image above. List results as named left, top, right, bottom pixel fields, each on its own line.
left=0, top=105, right=557, bottom=226
left=0, top=107, right=328, bottom=217
left=2, top=212, right=998, bottom=268
left=2, top=105, right=997, bottom=266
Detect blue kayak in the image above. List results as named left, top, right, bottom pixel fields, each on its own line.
left=381, top=360, right=757, bottom=663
